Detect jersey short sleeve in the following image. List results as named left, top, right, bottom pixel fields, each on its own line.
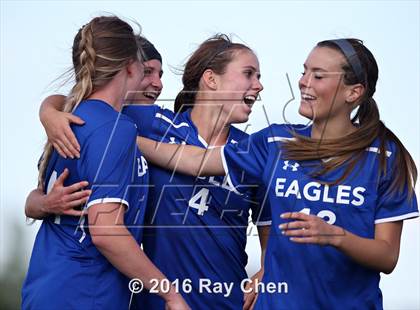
left=122, top=104, right=160, bottom=138
left=79, top=119, right=138, bottom=209
left=250, top=186, right=272, bottom=226
left=221, top=127, right=270, bottom=194
left=375, top=149, right=419, bottom=223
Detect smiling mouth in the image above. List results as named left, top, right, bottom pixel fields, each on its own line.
left=243, top=95, right=257, bottom=108
left=301, top=93, right=316, bottom=101
left=143, top=92, right=159, bottom=100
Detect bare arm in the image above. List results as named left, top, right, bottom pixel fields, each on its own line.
left=280, top=212, right=402, bottom=274
left=25, top=169, right=90, bottom=219
left=137, top=136, right=225, bottom=176
left=88, top=203, right=189, bottom=309
left=39, top=94, right=85, bottom=158
left=243, top=225, right=270, bottom=310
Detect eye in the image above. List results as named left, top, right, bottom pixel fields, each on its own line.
left=144, top=68, right=152, bottom=76
left=244, top=70, right=253, bottom=78
left=314, top=73, right=324, bottom=80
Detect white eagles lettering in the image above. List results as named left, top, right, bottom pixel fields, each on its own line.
left=275, top=178, right=366, bottom=206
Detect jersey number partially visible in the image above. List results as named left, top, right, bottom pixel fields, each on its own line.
left=299, top=207, right=337, bottom=224
left=188, top=188, right=209, bottom=216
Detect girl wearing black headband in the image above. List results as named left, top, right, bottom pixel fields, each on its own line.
left=136, top=38, right=418, bottom=309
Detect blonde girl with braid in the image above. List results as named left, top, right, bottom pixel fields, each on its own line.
left=22, top=16, right=189, bottom=310
left=135, top=38, right=418, bottom=308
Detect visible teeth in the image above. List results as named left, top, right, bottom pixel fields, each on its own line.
left=244, top=95, right=256, bottom=107
left=301, top=93, right=316, bottom=100
left=144, top=92, right=158, bottom=99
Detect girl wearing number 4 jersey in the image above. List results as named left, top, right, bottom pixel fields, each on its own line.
left=28, top=35, right=271, bottom=309
left=137, top=38, right=419, bottom=309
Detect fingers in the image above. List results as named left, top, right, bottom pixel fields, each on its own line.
left=55, top=168, right=69, bottom=185
left=243, top=291, right=256, bottom=310
left=54, top=132, right=78, bottom=159
left=281, top=212, right=310, bottom=220
left=53, top=142, right=67, bottom=158
left=62, top=209, right=85, bottom=217
left=279, top=220, right=309, bottom=231
left=55, top=139, right=73, bottom=159
left=67, top=114, right=85, bottom=126
left=64, top=181, right=89, bottom=194
left=281, top=226, right=312, bottom=237
left=289, top=237, right=317, bottom=243
left=65, top=129, right=81, bottom=157
left=63, top=130, right=80, bottom=158
left=65, top=190, right=91, bottom=204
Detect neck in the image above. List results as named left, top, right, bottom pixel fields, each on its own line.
left=87, top=71, right=128, bottom=112
left=311, top=116, right=357, bottom=140
left=190, top=101, right=230, bottom=146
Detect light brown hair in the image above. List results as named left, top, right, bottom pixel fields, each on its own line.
left=38, top=16, right=143, bottom=188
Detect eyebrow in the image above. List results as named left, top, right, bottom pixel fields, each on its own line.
left=303, top=64, right=328, bottom=72
left=243, top=65, right=258, bottom=71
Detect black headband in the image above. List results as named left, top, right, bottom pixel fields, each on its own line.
left=139, top=37, right=162, bottom=63
left=331, top=39, right=364, bottom=82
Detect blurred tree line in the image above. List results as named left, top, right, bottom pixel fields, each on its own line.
left=1, top=219, right=30, bottom=309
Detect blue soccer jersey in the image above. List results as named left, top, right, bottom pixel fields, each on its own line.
left=123, top=105, right=271, bottom=309
left=222, top=123, right=419, bottom=309
left=22, top=99, right=149, bottom=309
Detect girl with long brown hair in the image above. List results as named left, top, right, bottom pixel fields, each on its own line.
left=136, top=38, right=418, bottom=308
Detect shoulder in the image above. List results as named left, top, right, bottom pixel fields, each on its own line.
left=74, top=101, right=137, bottom=147
left=250, top=123, right=308, bottom=143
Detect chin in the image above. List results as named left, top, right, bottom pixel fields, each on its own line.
left=231, top=113, right=249, bottom=124
left=298, top=105, right=314, bottom=120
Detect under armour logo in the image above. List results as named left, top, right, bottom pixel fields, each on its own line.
left=283, top=160, right=299, bottom=171
left=168, top=137, right=186, bottom=145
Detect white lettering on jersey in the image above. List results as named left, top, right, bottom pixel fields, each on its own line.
left=303, top=182, right=321, bottom=201
left=137, top=156, right=148, bottom=177
left=351, top=187, right=366, bottom=206
left=284, top=180, right=302, bottom=199
left=275, top=178, right=366, bottom=206
left=188, top=188, right=209, bottom=215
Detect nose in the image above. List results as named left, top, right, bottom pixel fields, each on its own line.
left=152, top=75, right=163, bottom=91
left=299, top=72, right=311, bottom=90
left=253, top=78, right=264, bottom=93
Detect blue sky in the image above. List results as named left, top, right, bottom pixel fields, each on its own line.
left=1, top=1, right=419, bottom=308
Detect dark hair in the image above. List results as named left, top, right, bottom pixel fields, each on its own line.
left=138, top=36, right=162, bottom=63
left=174, top=33, right=252, bottom=113
left=39, top=16, right=143, bottom=187
left=283, top=38, right=417, bottom=197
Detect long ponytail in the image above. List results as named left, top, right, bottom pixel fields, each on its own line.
left=38, top=16, right=142, bottom=189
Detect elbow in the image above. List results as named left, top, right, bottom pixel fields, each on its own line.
left=381, top=262, right=397, bottom=275
left=90, top=233, right=110, bottom=251
left=380, top=256, right=399, bottom=274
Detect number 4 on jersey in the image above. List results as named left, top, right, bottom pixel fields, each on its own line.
left=188, top=188, right=210, bottom=215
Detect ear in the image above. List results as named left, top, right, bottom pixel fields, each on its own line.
left=201, top=69, right=218, bottom=90
left=126, top=60, right=142, bottom=77
left=345, top=84, right=365, bottom=105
